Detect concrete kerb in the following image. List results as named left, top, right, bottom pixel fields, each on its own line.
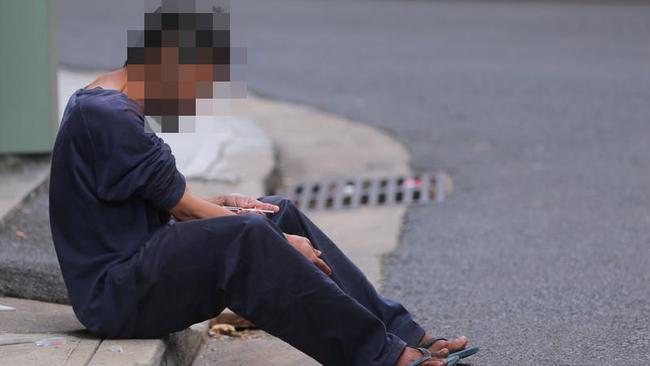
left=0, top=157, right=50, bottom=226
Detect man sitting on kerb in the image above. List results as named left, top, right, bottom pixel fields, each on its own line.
left=49, top=3, right=477, bottom=366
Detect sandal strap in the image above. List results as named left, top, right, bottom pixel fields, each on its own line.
left=406, top=347, right=433, bottom=366
left=449, top=346, right=480, bottom=359
left=447, top=355, right=460, bottom=366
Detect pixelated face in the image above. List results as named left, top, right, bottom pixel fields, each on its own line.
left=126, top=0, right=244, bottom=132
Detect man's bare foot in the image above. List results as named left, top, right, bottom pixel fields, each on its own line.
left=417, top=334, right=468, bottom=354
left=395, top=347, right=449, bottom=366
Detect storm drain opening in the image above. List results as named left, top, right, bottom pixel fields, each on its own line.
left=276, top=173, right=450, bottom=211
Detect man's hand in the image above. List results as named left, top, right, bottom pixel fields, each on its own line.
left=204, top=194, right=280, bottom=215
left=283, top=233, right=333, bottom=276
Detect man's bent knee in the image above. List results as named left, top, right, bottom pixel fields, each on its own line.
left=258, top=195, right=294, bottom=211
left=238, top=212, right=280, bottom=234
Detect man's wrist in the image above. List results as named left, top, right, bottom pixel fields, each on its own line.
left=203, top=195, right=227, bottom=206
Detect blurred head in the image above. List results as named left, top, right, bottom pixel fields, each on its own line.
left=125, top=1, right=233, bottom=131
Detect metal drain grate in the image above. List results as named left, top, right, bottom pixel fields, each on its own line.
left=276, top=174, right=448, bottom=211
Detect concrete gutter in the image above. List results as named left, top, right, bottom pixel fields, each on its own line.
left=232, top=94, right=414, bottom=287
left=193, top=94, right=431, bottom=365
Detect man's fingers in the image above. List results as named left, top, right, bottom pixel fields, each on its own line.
left=235, top=198, right=280, bottom=213
left=314, top=258, right=333, bottom=276
left=236, top=209, right=265, bottom=217
left=252, top=200, right=280, bottom=212
left=283, top=232, right=331, bottom=275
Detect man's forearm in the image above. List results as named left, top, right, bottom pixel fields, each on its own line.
left=170, top=188, right=236, bottom=221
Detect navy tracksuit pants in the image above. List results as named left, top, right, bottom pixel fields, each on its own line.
left=125, top=195, right=425, bottom=366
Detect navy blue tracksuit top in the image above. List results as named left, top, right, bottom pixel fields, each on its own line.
left=49, top=87, right=186, bottom=334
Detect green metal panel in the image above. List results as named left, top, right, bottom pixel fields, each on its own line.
left=0, top=0, right=58, bottom=154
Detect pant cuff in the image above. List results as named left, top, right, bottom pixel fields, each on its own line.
left=384, top=333, right=407, bottom=366
left=394, top=319, right=426, bottom=347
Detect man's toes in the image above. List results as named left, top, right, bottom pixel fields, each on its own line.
left=431, top=348, right=449, bottom=358
left=448, top=336, right=468, bottom=352
left=429, top=336, right=468, bottom=353
left=424, top=360, right=447, bottom=366
left=429, top=339, right=449, bottom=352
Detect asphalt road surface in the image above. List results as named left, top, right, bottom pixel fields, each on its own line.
left=59, top=1, right=650, bottom=364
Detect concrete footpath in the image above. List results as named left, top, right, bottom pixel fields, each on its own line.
left=0, top=296, right=206, bottom=366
